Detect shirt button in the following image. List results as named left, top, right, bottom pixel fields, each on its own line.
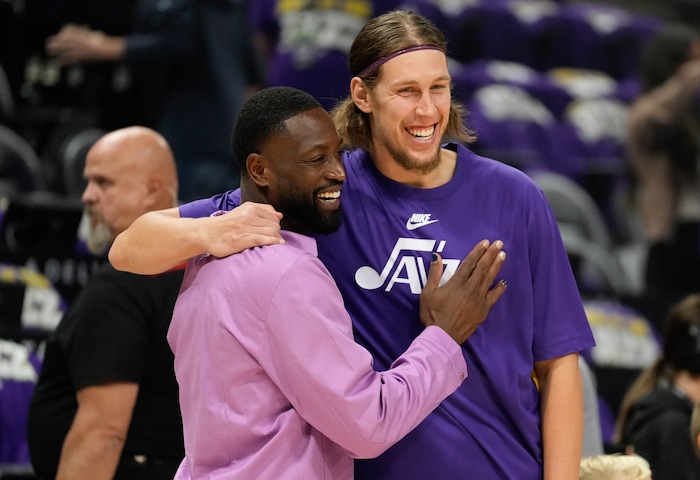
left=460, top=372, right=465, bottom=380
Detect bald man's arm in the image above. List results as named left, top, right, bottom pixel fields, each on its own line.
left=109, top=203, right=284, bottom=275
left=56, top=383, right=137, bottom=480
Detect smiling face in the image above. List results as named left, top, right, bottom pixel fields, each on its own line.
left=261, top=107, right=346, bottom=235
left=352, top=48, right=452, bottom=178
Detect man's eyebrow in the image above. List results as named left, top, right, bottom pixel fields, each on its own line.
left=296, top=141, right=335, bottom=157
left=389, top=74, right=452, bottom=87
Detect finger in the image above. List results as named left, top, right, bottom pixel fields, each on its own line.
left=46, top=39, right=62, bottom=54
left=467, top=240, right=503, bottom=291
left=62, top=24, right=80, bottom=32
left=253, top=203, right=284, bottom=221
left=423, top=252, right=444, bottom=294
left=228, top=208, right=282, bottom=229
left=477, top=247, right=506, bottom=294
left=243, top=233, right=286, bottom=247
left=238, top=202, right=283, bottom=221
left=451, top=239, right=490, bottom=283
left=485, top=279, right=508, bottom=307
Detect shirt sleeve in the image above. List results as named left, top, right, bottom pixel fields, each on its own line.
left=527, top=188, right=596, bottom=361
left=61, top=268, right=151, bottom=390
left=123, top=0, right=197, bottom=63
left=254, top=255, right=467, bottom=459
left=179, top=190, right=240, bottom=218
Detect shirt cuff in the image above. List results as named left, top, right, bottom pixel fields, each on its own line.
left=419, top=325, right=468, bottom=384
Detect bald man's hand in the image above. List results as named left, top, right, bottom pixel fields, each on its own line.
left=420, top=240, right=507, bottom=345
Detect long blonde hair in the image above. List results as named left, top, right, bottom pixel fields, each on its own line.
left=331, top=10, right=475, bottom=151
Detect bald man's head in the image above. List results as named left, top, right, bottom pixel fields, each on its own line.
left=81, top=126, right=179, bottom=255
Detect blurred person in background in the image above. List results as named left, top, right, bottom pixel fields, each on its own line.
left=616, top=293, right=700, bottom=480
left=45, top=0, right=260, bottom=201
left=626, top=24, right=700, bottom=319
left=26, top=126, right=184, bottom=480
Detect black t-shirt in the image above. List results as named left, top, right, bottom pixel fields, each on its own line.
left=623, top=387, right=700, bottom=480
left=26, top=263, right=185, bottom=479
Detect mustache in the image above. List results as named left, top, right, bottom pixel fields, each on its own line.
left=315, top=180, right=344, bottom=193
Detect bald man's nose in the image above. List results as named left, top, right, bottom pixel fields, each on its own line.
left=81, top=181, right=97, bottom=204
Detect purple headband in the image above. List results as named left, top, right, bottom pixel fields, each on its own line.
left=356, top=45, right=444, bottom=77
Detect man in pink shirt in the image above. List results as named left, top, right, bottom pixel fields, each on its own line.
left=167, top=86, right=507, bottom=479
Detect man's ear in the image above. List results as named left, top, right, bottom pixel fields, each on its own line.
left=144, top=177, right=162, bottom=208
left=247, top=153, right=270, bottom=187
left=350, top=77, right=372, bottom=113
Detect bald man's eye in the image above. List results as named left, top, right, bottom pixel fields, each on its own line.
left=92, top=178, right=112, bottom=189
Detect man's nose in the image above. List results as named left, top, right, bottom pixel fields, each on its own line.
left=81, top=181, right=97, bottom=204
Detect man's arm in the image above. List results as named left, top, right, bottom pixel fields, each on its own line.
left=46, top=25, right=126, bottom=65
left=627, top=59, right=700, bottom=241
left=630, top=59, right=700, bottom=131
left=535, top=353, right=583, bottom=480
left=56, top=383, right=138, bottom=480
left=109, top=202, right=284, bottom=275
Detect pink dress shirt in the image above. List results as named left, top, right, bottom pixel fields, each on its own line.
left=168, top=231, right=467, bottom=479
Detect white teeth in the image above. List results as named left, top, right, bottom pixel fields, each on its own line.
left=318, top=191, right=340, bottom=199
left=408, top=126, right=435, bottom=138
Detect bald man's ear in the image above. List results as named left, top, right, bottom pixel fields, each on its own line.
left=144, top=177, right=163, bottom=207
left=351, top=77, right=372, bottom=113
left=247, top=153, right=270, bottom=187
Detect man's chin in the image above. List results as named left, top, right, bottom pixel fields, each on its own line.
left=86, top=227, right=115, bottom=256
left=313, top=214, right=342, bottom=235
left=86, top=240, right=110, bottom=257
left=391, top=147, right=441, bottom=176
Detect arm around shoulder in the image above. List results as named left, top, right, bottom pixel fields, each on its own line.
left=109, top=202, right=285, bottom=275
left=109, top=207, right=200, bottom=275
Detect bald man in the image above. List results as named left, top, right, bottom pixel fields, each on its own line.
left=80, top=126, right=179, bottom=256
left=27, top=127, right=186, bottom=480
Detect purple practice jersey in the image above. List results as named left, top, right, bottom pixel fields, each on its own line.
left=180, top=143, right=596, bottom=479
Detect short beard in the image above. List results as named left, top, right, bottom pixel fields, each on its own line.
left=276, top=184, right=343, bottom=235
left=386, top=143, right=442, bottom=176
left=79, top=210, right=114, bottom=256
left=310, top=208, right=342, bottom=235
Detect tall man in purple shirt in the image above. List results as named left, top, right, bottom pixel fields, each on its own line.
left=110, top=10, right=596, bottom=480
left=167, top=86, right=507, bottom=479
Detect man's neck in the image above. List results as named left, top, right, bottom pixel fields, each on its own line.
left=241, top=184, right=308, bottom=236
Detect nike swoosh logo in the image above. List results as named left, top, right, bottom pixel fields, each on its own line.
left=406, top=219, right=439, bottom=230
